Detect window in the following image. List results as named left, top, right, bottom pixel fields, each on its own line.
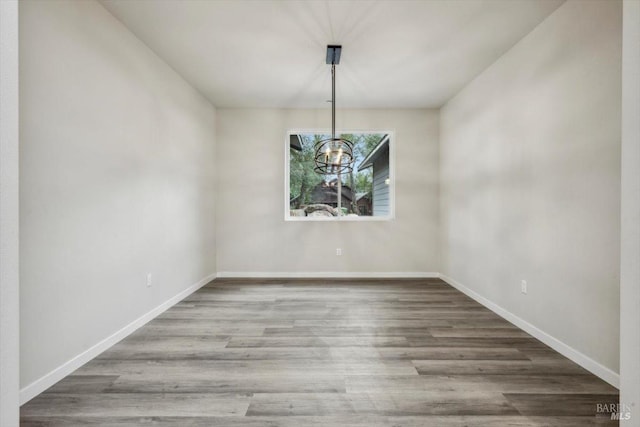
left=286, top=131, right=394, bottom=221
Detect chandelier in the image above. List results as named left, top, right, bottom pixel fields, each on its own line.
left=314, top=45, right=354, bottom=175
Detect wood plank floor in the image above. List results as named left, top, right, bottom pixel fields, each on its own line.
left=20, top=278, right=619, bottom=426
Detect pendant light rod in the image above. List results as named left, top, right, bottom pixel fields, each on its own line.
left=332, top=63, right=336, bottom=139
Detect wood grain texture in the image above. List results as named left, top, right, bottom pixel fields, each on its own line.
left=20, top=278, right=619, bottom=426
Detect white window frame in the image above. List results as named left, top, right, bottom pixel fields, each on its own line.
left=284, top=129, right=395, bottom=222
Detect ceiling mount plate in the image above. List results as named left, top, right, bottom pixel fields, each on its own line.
left=326, top=45, right=342, bottom=65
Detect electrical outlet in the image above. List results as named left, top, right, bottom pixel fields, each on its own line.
left=146, top=273, right=152, bottom=288
left=336, top=248, right=342, bottom=256
left=521, top=280, right=527, bottom=294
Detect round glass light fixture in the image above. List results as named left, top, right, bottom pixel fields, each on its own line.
left=314, top=137, right=354, bottom=175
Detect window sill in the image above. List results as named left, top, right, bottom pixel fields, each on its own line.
left=285, top=215, right=394, bottom=222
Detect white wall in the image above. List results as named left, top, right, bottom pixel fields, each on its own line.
left=621, top=0, right=640, bottom=422
left=216, top=109, right=439, bottom=276
left=1, top=1, right=20, bottom=424
left=19, top=0, right=216, bottom=397
left=440, top=0, right=622, bottom=380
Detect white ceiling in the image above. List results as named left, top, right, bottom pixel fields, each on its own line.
left=100, top=0, right=564, bottom=108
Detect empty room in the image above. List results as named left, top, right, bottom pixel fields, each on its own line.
left=1, top=0, right=639, bottom=426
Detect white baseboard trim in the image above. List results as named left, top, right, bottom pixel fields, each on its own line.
left=439, top=273, right=620, bottom=389
left=216, top=272, right=440, bottom=279
left=19, top=272, right=217, bottom=405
